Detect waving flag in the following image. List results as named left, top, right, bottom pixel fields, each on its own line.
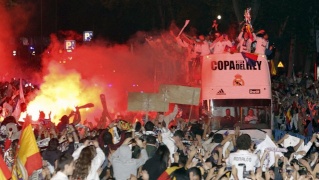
left=13, top=116, right=42, bottom=178
left=0, top=155, right=11, bottom=180
left=241, top=52, right=258, bottom=67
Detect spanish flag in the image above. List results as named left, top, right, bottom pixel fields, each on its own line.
left=14, top=116, right=42, bottom=178
left=158, top=166, right=181, bottom=180
left=0, top=155, right=11, bottom=180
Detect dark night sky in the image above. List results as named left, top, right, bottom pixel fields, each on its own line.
left=35, top=0, right=236, bottom=42
left=18, top=0, right=318, bottom=43
left=12, top=0, right=319, bottom=73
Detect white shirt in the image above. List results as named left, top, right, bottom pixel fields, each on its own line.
left=162, top=135, right=176, bottom=162
left=198, top=41, right=211, bottom=56
left=72, top=145, right=106, bottom=180
left=51, top=171, right=68, bottom=180
left=255, top=37, right=269, bottom=55
left=211, top=40, right=232, bottom=54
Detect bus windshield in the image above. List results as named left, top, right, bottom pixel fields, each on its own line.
left=203, top=99, right=271, bottom=130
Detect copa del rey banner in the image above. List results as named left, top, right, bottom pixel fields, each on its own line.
left=201, top=53, right=272, bottom=100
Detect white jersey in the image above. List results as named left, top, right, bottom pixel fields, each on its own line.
left=237, top=32, right=254, bottom=53
left=226, top=150, right=260, bottom=180
left=255, top=37, right=269, bottom=55
left=211, top=40, right=232, bottom=54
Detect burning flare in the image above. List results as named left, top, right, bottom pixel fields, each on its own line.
left=26, top=62, right=104, bottom=124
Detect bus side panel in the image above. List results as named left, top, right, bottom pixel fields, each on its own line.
left=202, top=53, right=271, bottom=100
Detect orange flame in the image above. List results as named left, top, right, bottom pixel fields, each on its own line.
left=26, top=62, right=104, bottom=124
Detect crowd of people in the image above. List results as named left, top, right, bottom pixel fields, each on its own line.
left=272, top=72, right=319, bottom=137
left=0, top=74, right=319, bottom=180
left=1, top=19, right=319, bottom=180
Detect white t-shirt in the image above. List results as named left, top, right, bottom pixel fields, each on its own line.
left=226, top=150, right=261, bottom=180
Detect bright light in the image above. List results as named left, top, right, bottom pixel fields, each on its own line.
left=217, top=15, right=222, bottom=20
left=26, top=62, right=103, bottom=124
left=13, top=50, right=17, bottom=56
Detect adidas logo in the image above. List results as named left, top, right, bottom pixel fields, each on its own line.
left=216, top=89, right=226, bottom=95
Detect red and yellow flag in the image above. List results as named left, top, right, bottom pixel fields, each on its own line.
left=0, top=155, right=11, bottom=180
left=15, top=116, right=42, bottom=177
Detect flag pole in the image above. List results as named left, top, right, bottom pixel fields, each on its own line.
left=177, top=20, right=190, bottom=37
left=188, top=89, right=195, bottom=123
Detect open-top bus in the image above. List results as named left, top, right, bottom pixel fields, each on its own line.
left=202, top=53, right=272, bottom=140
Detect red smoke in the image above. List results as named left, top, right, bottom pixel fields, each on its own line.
left=29, top=30, right=188, bottom=124
left=0, top=5, right=17, bottom=80
left=0, top=2, right=188, bottom=124
left=0, top=3, right=35, bottom=80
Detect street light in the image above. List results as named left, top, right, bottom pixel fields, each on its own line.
left=217, top=15, right=222, bottom=20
